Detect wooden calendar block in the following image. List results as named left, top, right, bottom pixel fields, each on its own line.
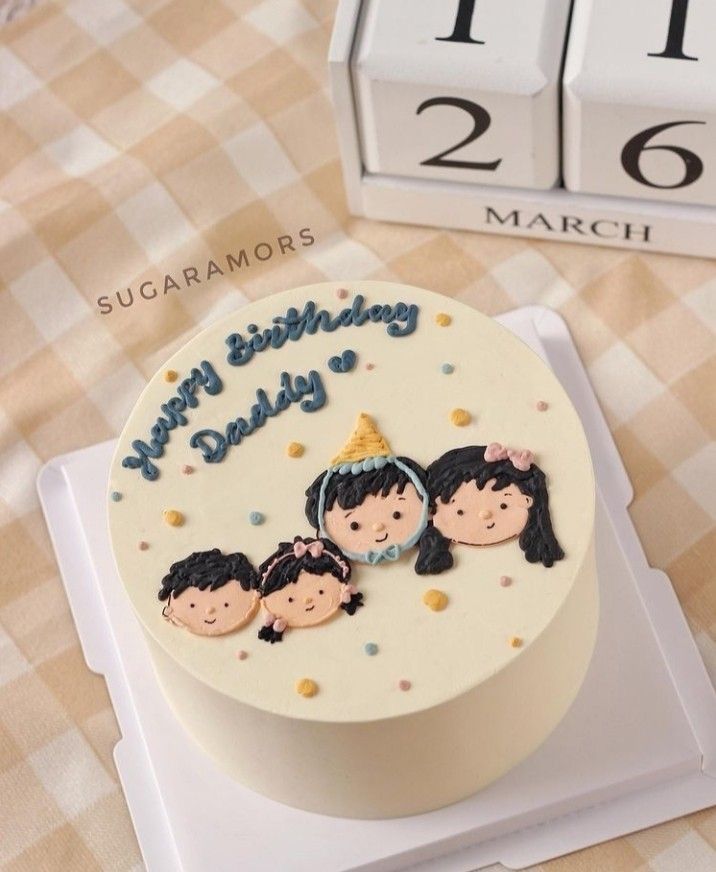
left=351, top=0, right=572, bottom=190
left=564, top=0, right=716, bottom=206
left=330, top=0, right=716, bottom=257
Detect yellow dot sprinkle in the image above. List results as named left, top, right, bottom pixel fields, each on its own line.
left=450, top=408, right=471, bottom=427
left=163, top=509, right=184, bottom=527
left=422, top=589, right=449, bottom=611
left=509, top=636, right=523, bottom=648
left=286, top=441, right=304, bottom=458
left=164, top=369, right=178, bottom=382
left=295, top=678, right=318, bottom=698
left=435, top=312, right=451, bottom=327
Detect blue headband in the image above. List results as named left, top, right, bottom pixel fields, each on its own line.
left=317, top=455, right=429, bottom=564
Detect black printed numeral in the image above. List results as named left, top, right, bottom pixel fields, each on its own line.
left=621, top=121, right=705, bottom=188
left=648, top=0, right=697, bottom=61
left=417, top=98, right=502, bottom=172
left=436, top=0, right=484, bottom=45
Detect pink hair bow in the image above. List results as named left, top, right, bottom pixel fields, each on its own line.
left=507, top=448, right=534, bottom=471
left=263, top=612, right=287, bottom=633
left=484, top=442, right=509, bottom=462
left=484, top=442, right=534, bottom=472
left=294, top=539, right=324, bottom=559
left=340, top=583, right=358, bottom=604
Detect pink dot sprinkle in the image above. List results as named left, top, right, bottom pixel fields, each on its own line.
left=236, top=650, right=248, bottom=661
left=366, top=363, right=375, bottom=370
left=337, top=288, right=349, bottom=299
left=182, top=465, right=194, bottom=474
left=536, top=400, right=549, bottom=412
left=500, top=575, right=512, bottom=587
left=138, top=541, right=149, bottom=551
left=398, top=679, right=411, bottom=691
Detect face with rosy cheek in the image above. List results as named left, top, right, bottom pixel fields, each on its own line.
left=165, top=580, right=259, bottom=636
left=432, top=478, right=533, bottom=546
left=262, top=571, right=344, bottom=628
left=323, top=482, right=425, bottom=556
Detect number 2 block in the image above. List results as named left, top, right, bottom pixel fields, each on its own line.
left=564, top=0, right=716, bottom=206
left=352, top=0, right=573, bottom=190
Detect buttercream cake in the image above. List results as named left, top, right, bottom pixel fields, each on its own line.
left=108, top=281, right=598, bottom=818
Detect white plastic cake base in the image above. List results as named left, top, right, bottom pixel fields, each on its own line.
left=38, top=307, right=716, bottom=872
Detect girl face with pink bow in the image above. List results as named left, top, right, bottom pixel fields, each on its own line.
left=423, top=445, right=564, bottom=568
left=257, top=537, right=361, bottom=644
left=431, top=443, right=534, bottom=547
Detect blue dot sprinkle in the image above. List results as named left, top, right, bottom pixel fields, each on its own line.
left=441, top=363, right=455, bottom=374
left=110, top=491, right=122, bottom=502
left=364, top=642, right=379, bottom=656
left=249, top=511, right=264, bottom=526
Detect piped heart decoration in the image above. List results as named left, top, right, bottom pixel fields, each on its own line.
left=328, top=349, right=357, bottom=373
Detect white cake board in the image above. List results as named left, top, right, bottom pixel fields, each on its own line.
left=37, top=306, right=716, bottom=872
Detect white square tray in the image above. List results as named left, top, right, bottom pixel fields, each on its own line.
left=37, top=306, right=716, bottom=871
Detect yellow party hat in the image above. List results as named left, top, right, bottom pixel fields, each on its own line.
left=330, top=413, right=393, bottom=466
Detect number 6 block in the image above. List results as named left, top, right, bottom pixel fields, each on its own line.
left=352, top=0, right=573, bottom=190
left=564, top=0, right=716, bottom=206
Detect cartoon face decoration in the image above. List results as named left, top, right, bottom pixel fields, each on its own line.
left=424, top=444, right=565, bottom=568
left=262, top=569, right=344, bottom=628
left=164, top=581, right=259, bottom=636
left=432, top=478, right=533, bottom=546
left=322, top=481, right=426, bottom=557
left=258, top=537, right=360, bottom=644
left=305, top=414, right=429, bottom=564
left=159, top=549, right=259, bottom=637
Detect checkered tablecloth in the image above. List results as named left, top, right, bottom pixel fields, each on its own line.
left=0, top=1, right=714, bottom=870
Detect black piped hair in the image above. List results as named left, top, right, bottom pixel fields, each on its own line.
left=258, top=536, right=353, bottom=596
left=257, top=536, right=360, bottom=643
left=304, top=456, right=428, bottom=530
left=158, top=549, right=258, bottom=602
left=415, top=523, right=454, bottom=575
left=421, top=446, right=565, bottom=568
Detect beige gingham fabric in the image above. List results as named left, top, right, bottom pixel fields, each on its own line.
left=0, top=1, right=714, bottom=870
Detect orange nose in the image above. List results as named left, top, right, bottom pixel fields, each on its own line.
left=372, top=522, right=385, bottom=532
left=478, top=510, right=492, bottom=520
left=304, top=596, right=313, bottom=605
left=206, top=605, right=216, bottom=615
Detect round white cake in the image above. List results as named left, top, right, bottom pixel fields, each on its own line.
left=108, top=281, right=598, bottom=818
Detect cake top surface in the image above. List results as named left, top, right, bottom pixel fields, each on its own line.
left=108, top=281, right=594, bottom=723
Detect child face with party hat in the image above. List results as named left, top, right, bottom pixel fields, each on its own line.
left=305, top=413, right=429, bottom=564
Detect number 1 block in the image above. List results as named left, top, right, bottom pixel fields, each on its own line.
left=352, top=0, right=572, bottom=189
left=564, top=0, right=716, bottom=206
